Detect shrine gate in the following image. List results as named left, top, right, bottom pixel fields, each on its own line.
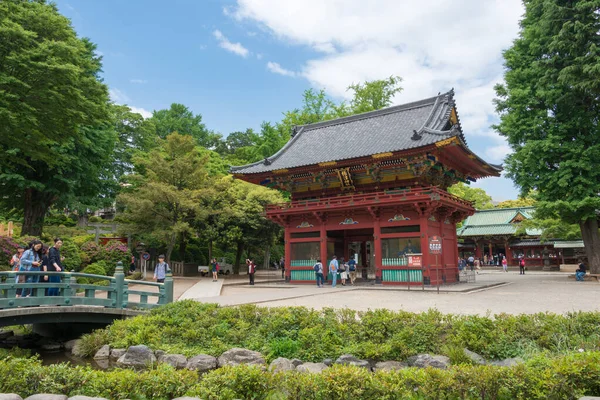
left=232, top=90, right=501, bottom=285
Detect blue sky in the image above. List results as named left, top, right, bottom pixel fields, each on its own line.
left=54, top=0, right=525, bottom=201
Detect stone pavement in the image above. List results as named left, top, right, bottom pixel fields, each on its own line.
left=192, top=271, right=600, bottom=315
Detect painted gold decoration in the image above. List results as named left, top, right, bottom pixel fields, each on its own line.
left=372, top=152, right=394, bottom=159
left=319, top=161, right=337, bottom=167
left=340, top=218, right=359, bottom=225
left=336, top=167, right=354, bottom=191
left=274, top=169, right=289, bottom=174
left=296, top=221, right=314, bottom=228
left=388, top=214, right=411, bottom=222
left=435, top=136, right=459, bottom=148
left=450, top=107, right=458, bottom=125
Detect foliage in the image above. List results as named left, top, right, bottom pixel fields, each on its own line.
left=496, top=196, right=536, bottom=209
left=1, top=353, right=600, bottom=399
left=44, top=213, right=77, bottom=227
left=60, top=240, right=82, bottom=272
left=494, top=0, right=600, bottom=272
left=88, top=216, right=103, bottom=223
left=448, top=183, right=494, bottom=210
left=0, top=0, right=113, bottom=236
left=0, top=347, right=32, bottom=361
left=519, top=215, right=582, bottom=241
left=80, top=302, right=600, bottom=363
left=77, top=261, right=109, bottom=286
left=117, top=133, right=212, bottom=261
left=78, top=241, right=131, bottom=274
left=346, top=75, right=403, bottom=114
left=150, top=103, right=220, bottom=149
left=0, top=236, right=20, bottom=268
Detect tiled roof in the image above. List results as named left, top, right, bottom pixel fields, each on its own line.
left=231, top=90, right=501, bottom=175
left=457, top=207, right=542, bottom=237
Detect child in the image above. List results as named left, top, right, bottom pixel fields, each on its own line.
left=153, top=255, right=169, bottom=283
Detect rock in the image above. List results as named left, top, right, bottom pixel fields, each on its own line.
left=0, top=330, right=15, bottom=340
left=489, top=357, right=524, bottom=367
left=93, top=358, right=110, bottom=370
left=186, top=354, right=218, bottom=373
left=68, top=397, right=109, bottom=400
left=0, top=394, right=23, bottom=400
left=322, top=358, right=333, bottom=366
left=464, top=349, right=486, bottom=365
left=116, top=345, right=157, bottom=369
left=270, top=357, right=295, bottom=373
left=154, top=350, right=166, bottom=358
left=373, top=361, right=408, bottom=372
left=93, top=345, right=110, bottom=360
left=24, top=395, right=68, bottom=400
left=159, top=353, right=187, bottom=369
left=291, top=358, right=303, bottom=368
left=217, top=348, right=266, bottom=367
left=63, top=339, right=79, bottom=351
left=407, top=354, right=451, bottom=369
left=335, top=354, right=371, bottom=369
left=296, top=362, right=329, bottom=373
left=109, top=348, right=126, bottom=362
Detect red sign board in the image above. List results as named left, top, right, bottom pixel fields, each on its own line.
left=429, top=236, right=442, bottom=255
left=407, top=254, right=422, bottom=268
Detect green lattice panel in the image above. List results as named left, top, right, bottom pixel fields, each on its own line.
left=291, top=270, right=315, bottom=281
left=382, top=269, right=423, bottom=283
left=291, top=260, right=317, bottom=267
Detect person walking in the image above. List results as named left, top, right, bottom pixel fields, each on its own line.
left=348, top=256, right=357, bottom=285
left=129, top=255, right=136, bottom=274
left=575, top=260, right=587, bottom=281
left=329, top=256, right=339, bottom=288
left=519, top=257, right=526, bottom=275
left=467, top=255, right=475, bottom=271
left=314, top=259, right=324, bottom=287
left=210, top=258, right=219, bottom=282
left=280, top=257, right=285, bottom=279
left=46, top=238, right=64, bottom=296
left=153, top=255, right=169, bottom=283
left=502, top=256, right=508, bottom=272
left=339, top=257, right=348, bottom=286
left=247, top=258, right=256, bottom=285
left=20, top=240, right=43, bottom=297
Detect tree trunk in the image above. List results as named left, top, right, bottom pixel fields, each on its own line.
left=22, top=189, right=51, bottom=237
left=263, top=244, right=271, bottom=270
left=166, top=232, right=177, bottom=263
left=234, top=241, right=244, bottom=275
left=179, top=232, right=187, bottom=262
left=208, top=240, right=213, bottom=263
left=77, top=213, right=89, bottom=227
left=580, top=218, right=600, bottom=274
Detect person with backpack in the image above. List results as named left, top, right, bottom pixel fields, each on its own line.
left=348, top=256, right=357, bottom=285
left=339, top=257, right=348, bottom=286
left=314, top=259, right=324, bottom=287
left=329, top=256, right=339, bottom=288
left=153, top=255, right=169, bottom=283
left=518, top=256, right=525, bottom=275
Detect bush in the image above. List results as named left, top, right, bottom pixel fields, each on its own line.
left=79, top=240, right=131, bottom=275
left=88, top=216, right=103, bottom=223
left=60, top=240, right=82, bottom=272
left=0, top=236, right=21, bottom=269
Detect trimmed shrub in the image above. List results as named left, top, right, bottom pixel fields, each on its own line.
left=60, top=240, right=82, bottom=272
left=0, top=236, right=21, bottom=270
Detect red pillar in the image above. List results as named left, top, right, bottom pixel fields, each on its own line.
left=284, top=228, right=291, bottom=282
left=419, top=213, right=430, bottom=284
left=374, top=217, right=382, bottom=283
left=320, top=222, right=328, bottom=280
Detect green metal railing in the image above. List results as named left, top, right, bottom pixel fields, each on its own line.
left=382, top=269, right=423, bottom=283
left=290, top=270, right=316, bottom=281
left=0, top=262, right=173, bottom=310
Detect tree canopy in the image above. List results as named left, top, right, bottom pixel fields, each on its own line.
left=448, top=183, right=494, bottom=210
left=494, top=0, right=600, bottom=272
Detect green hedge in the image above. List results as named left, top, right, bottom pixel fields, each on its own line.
left=0, top=353, right=599, bottom=399
left=78, top=301, right=600, bottom=362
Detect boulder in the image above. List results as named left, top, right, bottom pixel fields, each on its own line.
left=116, top=345, right=157, bottom=369
left=186, top=354, right=218, bottom=373
left=464, top=349, right=486, bottom=365
left=93, top=345, right=110, bottom=360
left=322, top=358, right=333, bottom=366
left=0, top=394, right=23, bottom=400
left=489, top=357, right=524, bottom=367
left=0, top=330, right=15, bottom=340
left=335, top=354, right=371, bottom=369
left=407, top=354, right=451, bottom=369
left=154, top=350, right=166, bottom=358
left=217, top=348, right=265, bottom=367
left=291, top=358, right=303, bottom=368
left=296, top=362, right=329, bottom=373
left=159, top=353, right=187, bottom=369
left=68, top=397, right=109, bottom=400
left=24, top=396, right=67, bottom=400
left=93, top=359, right=110, bottom=370
left=270, top=357, right=295, bottom=373
left=63, top=339, right=79, bottom=352
left=109, top=348, right=126, bottom=362
left=373, top=361, right=408, bottom=372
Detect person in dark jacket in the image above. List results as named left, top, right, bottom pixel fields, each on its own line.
left=576, top=260, right=587, bottom=281
left=46, top=238, right=64, bottom=296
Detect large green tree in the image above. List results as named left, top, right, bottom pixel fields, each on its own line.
left=0, top=0, right=111, bottom=235
left=151, top=103, right=221, bottom=149
left=494, top=0, right=600, bottom=273
left=448, top=183, right=495, bottom=210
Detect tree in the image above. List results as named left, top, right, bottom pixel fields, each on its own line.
left=496, top=197, right=536, bottom=209
left=494, top=0, right=600, bottom=273
left=0, top=0, right=112, bottom=236
left=448, top=183, right=495, bottom=210
left=150, top=103, right=221, bottom=148
left=117, top=133, right=211, bottom=261
left=346, top=75, right=403, bottom=114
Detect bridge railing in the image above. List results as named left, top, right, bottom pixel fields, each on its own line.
left=0, top=262, right=173, bottom=310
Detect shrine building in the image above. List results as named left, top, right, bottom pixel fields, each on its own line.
left=232, top=90, right=501, bottom=285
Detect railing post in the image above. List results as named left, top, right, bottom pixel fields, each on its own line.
left=64, top=272, right=77, bottom=305
left=115, top=261, right=125, bottom=309
left=163, top=267, right=173, bottom=304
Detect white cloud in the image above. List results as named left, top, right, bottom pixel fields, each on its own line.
left=485, top=142, right=512, bottom=164
left=130, top=79, right=147, bottom=84
left=229, top=0, right=523, bottom=145
left=109, top=88, right=130, bottom=103
left=266, top=61, right=296, bottom=77
left=213, top=29, right=250, bottom=57
left=129, top=106, right=153, bottom=119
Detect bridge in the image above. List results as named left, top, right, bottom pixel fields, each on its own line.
left=0, top=262, right=173, bottom=331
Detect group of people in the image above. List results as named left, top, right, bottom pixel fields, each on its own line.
left=459, top=254, right=515, bottom=273
left=9, top=238, right=65, bottom=297
left=313, top=255, right=357, bottom=288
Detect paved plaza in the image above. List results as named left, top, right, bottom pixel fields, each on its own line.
left=179, top=270, right=599, bottom=315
